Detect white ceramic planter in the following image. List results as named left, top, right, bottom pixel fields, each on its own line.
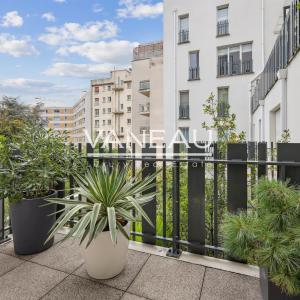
left=82, top=223, right=130, bottom=279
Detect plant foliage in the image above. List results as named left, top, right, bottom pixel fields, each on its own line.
left=223, top=179, right=300, bottom=296
left=0, top=124, right=83, bottom=203
left=46, top=165, right=160, bottom=247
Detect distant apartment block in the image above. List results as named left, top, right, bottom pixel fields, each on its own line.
left=41, top=106, right=73, bottom=140
left=91, top=69, right=132, bottom=142
left=41, top=91, right=92, bottom=143
left=71, top=91, right=92, bottom=144
left=132, top=41, right=164, bottom=144
left=163, top=0, right=287, bottom=143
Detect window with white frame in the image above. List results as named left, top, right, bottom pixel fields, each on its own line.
left=189, top=51, right=200, bottom=80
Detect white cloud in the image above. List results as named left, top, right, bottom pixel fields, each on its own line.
left=57, top=40, right=138, bottom=63
left=93, top=4, right=103, bottom=13
left=53, top=0, right=66, bottom=3
left=39, top=21, right=118, bottom=46
left=0, top=78, right=84, bottom=105
left=42, top=12, right=56, bottom=22
left=1, top=11, right=24, bottom=27
left=0, top=34, right=38, bottom=57
left=43, top=62, right=125, bottom=78
left=117, top=0, right=163, bottom=19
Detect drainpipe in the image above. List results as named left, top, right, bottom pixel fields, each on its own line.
left=261, top=0, right=265, bottom=67
left=173, top=9, right=178, bottom=141
left=259, top=100, right=265, bottom=141
left=277, top=69, right=288, bottom=132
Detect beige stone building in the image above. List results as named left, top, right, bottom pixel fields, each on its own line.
left=132, top=42, right=164, bottom=144
left=40, top=106, right=73, bottom=140
left=41, top=91, right=92, bottom=144
left=91, top=69, right=132, bottom=142
left=71, top=91, right=92, bottom=144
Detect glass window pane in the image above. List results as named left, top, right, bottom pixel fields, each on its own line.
left=179, top=16, right=189, bottom=31
left=217, top=7, right=228, bottom=21
left=180, top=91, right=189, bottom=106
left=189, top=52, right=199, bottom=68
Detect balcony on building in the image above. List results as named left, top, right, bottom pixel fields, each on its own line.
left=217, top=20, right=229, bottom=37
left=113, top=107, right=124, bottom=115
left=139, top=103, right=150, bottom=116
left=113, top=82, right=124, bottom=91
left=139, top=80, right=150, bottom=96
left=179, top=105, right=190, bottom=120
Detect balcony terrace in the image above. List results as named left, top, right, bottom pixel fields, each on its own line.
left=0, top=234, right=261, bottom=300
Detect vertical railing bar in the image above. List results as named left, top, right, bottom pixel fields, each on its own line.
left=131, top=143, right=136, bottom=241
left=162, top=144, right=167, bottom=246
left=213, top=143, right=219, bottom=248
left=78, top=143, right=82, bottom=203
left=167, top=143, right=182, bottom=258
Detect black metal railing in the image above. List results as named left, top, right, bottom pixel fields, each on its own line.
left=189, top=67, right=200, bottom=80
left=217, top=20, right=229, bottom=36
left=179, top=30, right=189, bottom=44
left=139, top=80, right=150, bottom=91
left=179, top=105, right=190, bottom=119
left=218, top=59, right=253, bottom=76
left=251, top=0, right=300, bottom=113
left=3, top=142, right=300, bottom=260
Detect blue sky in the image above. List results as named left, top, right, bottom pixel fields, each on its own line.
left=0, top=0, right=163, bottom=106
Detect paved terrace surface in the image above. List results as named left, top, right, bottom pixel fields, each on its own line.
left=0, top=234, right=263, bottom=300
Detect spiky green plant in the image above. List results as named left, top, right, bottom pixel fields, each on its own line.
left=46, top=165, right=160, bottom=247
left=222, top=178, right=300, bottom=296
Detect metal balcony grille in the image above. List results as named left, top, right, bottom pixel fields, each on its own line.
left=178, top=30, right=189, bottom=43
left=179, top=105, right=190, bottom=119
left=139, top=80, right=150, bottom=91
left=189, top=67, right=200, bottom=80
left=217, top=20, right=229, bottom=36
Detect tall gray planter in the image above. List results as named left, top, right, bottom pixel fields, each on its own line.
left=260, top=268, right=300, bottom=300
left=9, top=191, right=57, bottom=255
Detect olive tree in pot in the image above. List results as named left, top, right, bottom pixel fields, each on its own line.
left=0, top=125, right=81, bottom=255
left=222, top=179, right=300, bottom=300
left=46, top=165, right=159, bottom=279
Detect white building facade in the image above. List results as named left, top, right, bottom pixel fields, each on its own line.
left=251, top=0, right=300, bottom=143
left=163, top=0, right=287, bottom=144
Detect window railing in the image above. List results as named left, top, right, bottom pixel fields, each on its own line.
left=179, top=105, right=190, bottom=119
left=218, top=59, right=253, bottom=76
left=139, top=80, right=150, bottom=91
left=189, top=67, right=200, bottom=80
left=251, top=0, right=300, bottom=113
left=217, top=20, right=229, bottom=36
left=178, top=30, right=189, bottom=44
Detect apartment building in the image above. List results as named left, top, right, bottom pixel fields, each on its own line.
left=132, top=42, right=164, bottom=144
left=251, top=0, right=300, bottom=143
left=163, top=0, right=287, bottom=143
left=71, top=91, right=92, bottom=144
left=91, top=70, right=132, bottom=142
left=40, top=106, right=73, bottom=140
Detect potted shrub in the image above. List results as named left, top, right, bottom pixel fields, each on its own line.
left=222, top=179, right=300, bottom=300
left=46, top=165, right=159, bottom=279
left=0, top=125, right=81, bottom=255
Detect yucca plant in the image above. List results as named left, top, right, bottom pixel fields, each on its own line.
left=46, top=165, right=160, bottom=247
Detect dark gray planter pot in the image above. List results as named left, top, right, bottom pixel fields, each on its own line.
left=9, top=191, right=57, bottom=255
left=260, top=268, right=300, bottom=300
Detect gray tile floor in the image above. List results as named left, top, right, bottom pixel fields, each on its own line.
left=0, top=235, right=263, bottom=300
